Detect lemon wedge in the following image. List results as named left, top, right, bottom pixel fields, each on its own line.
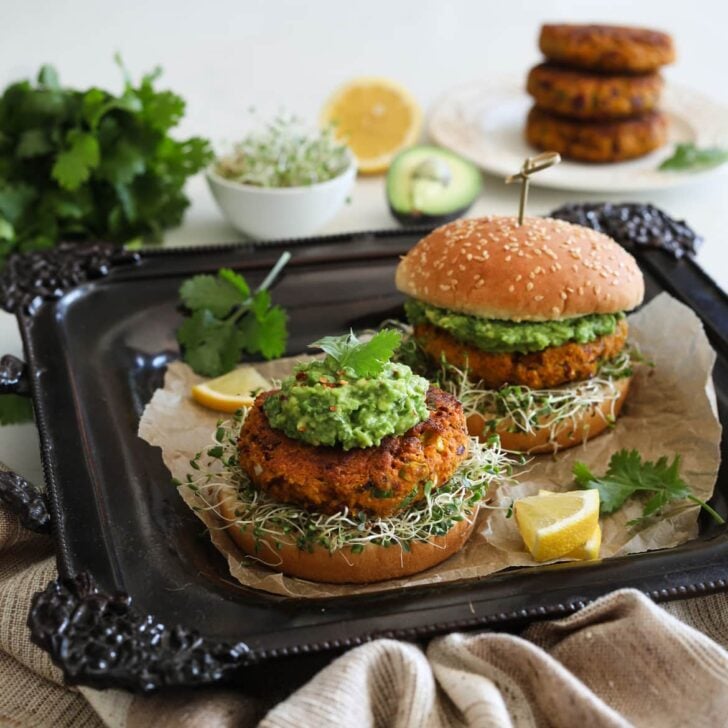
left=321, top=77, right=421, bottom=174
left=538, top=489, right=601, bottom=560
left=514, top=489, right=600, bottom=562
left=191, top=366, right=271, bottom=413
left=565, top=523, right=602, bottom=561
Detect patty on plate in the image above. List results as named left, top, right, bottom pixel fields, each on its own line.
left=525, top=106, right=668, bottom=162
left=539, top=24, right=675, bottom=73
left=526, top=63, right=663, bottom=120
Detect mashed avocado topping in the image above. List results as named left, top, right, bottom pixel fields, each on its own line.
left=405, top=299, right=623, bottom=353
left=263, top=330, right=429, bottom=450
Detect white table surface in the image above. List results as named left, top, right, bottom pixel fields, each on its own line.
left=2, top=0, right=727, bottom=484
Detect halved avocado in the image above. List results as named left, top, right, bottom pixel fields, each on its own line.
left=387, top=145, right=482, bottom=225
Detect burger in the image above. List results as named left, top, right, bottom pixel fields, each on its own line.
left=214, top=330, right=510, bottom=584
left=395, top=216, right=644, bottom=453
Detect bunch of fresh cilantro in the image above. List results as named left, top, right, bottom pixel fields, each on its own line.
left=177, top=258, right=289, bottom=377
left=0, top=58, right=212, bottom=265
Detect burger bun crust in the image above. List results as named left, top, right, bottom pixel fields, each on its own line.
left=217, top=485, right=476, bottom=584
left=395, top=216, right=644, bottom=321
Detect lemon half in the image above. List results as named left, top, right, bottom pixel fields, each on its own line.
left=321, top=77, right=421, bottom=174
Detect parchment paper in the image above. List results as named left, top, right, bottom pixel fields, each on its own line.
left=138, top=293, right=721, bottom=597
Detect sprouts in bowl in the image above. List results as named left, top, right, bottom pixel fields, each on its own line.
left=207, top=116, right=356, bottom=240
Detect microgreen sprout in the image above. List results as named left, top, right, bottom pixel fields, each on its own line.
left=388, top=320, right=640, bottom=452
left=178, top=410, right=518, bottom=557
left=215, top=114, right=351, bottom=188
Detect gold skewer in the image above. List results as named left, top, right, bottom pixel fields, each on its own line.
left=505, top=152, right=561, bottom=225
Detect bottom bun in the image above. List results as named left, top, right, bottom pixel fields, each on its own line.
left=467, top=376, right=631, bottom=454
left=217, top=485, right=476, bottom=584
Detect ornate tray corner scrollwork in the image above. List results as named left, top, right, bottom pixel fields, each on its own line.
left=28, top=572, right=251, bottom=692
left=0, top=470, right=50, bottom=533
left=0, top=242, right=140, bottom=314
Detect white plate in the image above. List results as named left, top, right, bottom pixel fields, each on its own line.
left=428, top=79, right=728, bottom=192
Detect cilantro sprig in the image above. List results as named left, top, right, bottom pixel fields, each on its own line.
left=574, top=449, right=724, bottom=525
left=177, top=252, right=290, bottom=377
left=0, top=57, right=212, bottom=264
left=309, top=329, right=402, bottom=378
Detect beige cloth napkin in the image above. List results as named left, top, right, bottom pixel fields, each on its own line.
left=1, top=491, right=727, bottom=727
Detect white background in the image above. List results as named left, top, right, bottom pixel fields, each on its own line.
left=1, top=0, right=727, bottom=481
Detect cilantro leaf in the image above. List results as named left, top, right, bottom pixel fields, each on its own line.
left=176, top=257, right=290, bottom=376
left=573, top=449, right=724, bottom=524
left=218, top=268, right=251, bottom=299
left=179, top=274, right=242, bottom=317
left=659, top=143, right=728, bottom=172
left=16, top=129, right=52, bottom=158
left=0, top=394, right=33, bottom=425
left=177, top=310, right=241, bottom=377
left=51, top=131, right=100, bottom=191
left=97, top=139, right=146, bottom=185
left=310, top=329, right=402, bottom=377
left=0, top=183, right=36, bottom=223
left=0, top=218, right=13, bottom=242
left=239, top=303, right=288, bottom=359
left=37, top=65, right=60, bottom=90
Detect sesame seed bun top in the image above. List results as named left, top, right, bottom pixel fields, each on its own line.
left=395, top=216, right=644, bottom=321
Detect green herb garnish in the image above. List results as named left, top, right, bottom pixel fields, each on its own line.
left=659, top=143, right=728, bottom=172
left=177, top=253, right=290, bottom=376
left=0, top=57, right=212, bottom=264
left=310, top=329, right=402, bottom=378
left=0, top=394, right=33, bottom=425
left=573, top=449, right=724, bottom=525
left=214, top=115, right=350, bottom=188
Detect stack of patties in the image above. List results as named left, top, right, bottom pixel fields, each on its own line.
left=395, top=216, right=645, bottom=453
left=526, top=23, right=675, bottom=162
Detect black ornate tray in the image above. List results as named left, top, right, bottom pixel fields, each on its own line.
left=3, top=230, right=728, bottom=693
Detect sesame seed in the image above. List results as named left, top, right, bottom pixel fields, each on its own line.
left=551, top=306, right=560, bottom=314
left=560, top=291, right=568, bottom=300
left=508, top=285, right=515, bottom=292
left=526, top=282, right=534, bottom=291
left=534, top=295, right=544, bottom=302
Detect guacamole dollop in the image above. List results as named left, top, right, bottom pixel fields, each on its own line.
left=405, top=300, right=623, bottom=354
left=263, top=360, right=429, bottom=450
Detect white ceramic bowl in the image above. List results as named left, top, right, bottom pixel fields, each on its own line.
left=206, top=160, right=357, bottom=240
